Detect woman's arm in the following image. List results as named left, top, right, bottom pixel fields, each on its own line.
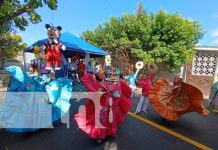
left=81, top=73, right=103, bottom=92
left=136, top=80, right=143, bottom=87
left=134, top=69, right=139, bottom=78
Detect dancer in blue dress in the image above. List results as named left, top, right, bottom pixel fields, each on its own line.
left=0, top=66, right=72, bottom=132
left=124, top=69, right=139, bottom=97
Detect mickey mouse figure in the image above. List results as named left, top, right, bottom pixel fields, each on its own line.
left=41, top=24, right=66, bottom=70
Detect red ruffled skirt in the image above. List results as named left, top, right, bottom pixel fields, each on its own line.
left=74, top=80, right=132, bottom=139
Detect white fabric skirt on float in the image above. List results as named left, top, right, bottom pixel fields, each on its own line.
left=0, top=66, right=73, bottom=132
left=0, top=92, right=53, bottom=132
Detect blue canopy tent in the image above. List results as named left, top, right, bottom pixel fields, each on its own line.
left=24, top=32, right=108, bottom=58
left=24, top=32, right=108, bottom=78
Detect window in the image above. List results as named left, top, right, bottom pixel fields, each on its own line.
left=192, top=53, right=217, bottom=76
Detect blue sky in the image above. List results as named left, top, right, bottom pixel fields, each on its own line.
left=17, top=0, right=218, bottom=46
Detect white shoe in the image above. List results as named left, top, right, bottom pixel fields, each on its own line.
left=55, top=67, right=61, bottom=70
left=134, top=111, right=140, bottom=114
left=45, top=67, right=53, bottom=70
left=143, top=110, right=148, bottom=113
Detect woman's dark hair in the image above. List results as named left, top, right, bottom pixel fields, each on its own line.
left=120, top=73, right=124, bottom=79
left=87, top=71, right=93, bottom=74
left=95, top=74, right=102, bottom=82
left=32, top=63, right=39, bottom=69
left=173, top=76, right=181, bottom=85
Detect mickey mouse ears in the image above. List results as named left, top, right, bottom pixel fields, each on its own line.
left=45, top=24, right=62, bottom=31
left=45, top=24, right=51, bottom=29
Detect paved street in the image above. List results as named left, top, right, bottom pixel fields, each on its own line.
left=0, top=84, right=217, bottom=150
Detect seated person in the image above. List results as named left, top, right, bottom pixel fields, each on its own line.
left=68, top=59, right=80, bottom=83
left=30, top=63, right=41, bottom=76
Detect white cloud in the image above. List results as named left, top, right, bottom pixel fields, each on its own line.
left=196, top=42, right=202, bottom=46
left=213, top=39, right=218, bottom=44
left=211, top=28, right=218, bottom=37
left=212, top=12, right=218, bottom=19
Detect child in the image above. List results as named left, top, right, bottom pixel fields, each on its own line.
left=134, top=72, right=155, bottom=114
left=30, top=63, right=41, bottom=76
left=124, top=69, right=139, bottom=97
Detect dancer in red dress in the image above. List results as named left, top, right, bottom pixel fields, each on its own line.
left=74, top=73, right=132, bottom=141
left=134, top=73, right=156, bottom=114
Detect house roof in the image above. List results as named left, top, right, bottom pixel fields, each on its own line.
left=195, top=46, right=218, bottom=51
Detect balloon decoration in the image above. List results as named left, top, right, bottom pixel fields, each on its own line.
left=33, top=46, right=46, bottom=64
left=29, top=45, right=49, bottom=74
left=35, top=54, right=40, bottom=59
left=41, top=59, right=46, bottom=65
left=40, top=51, right=45, bottom=55
left=34, top=45, right=39, bottom=51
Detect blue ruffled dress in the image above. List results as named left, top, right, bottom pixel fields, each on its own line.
left=0, top=66, right=72, bottom=132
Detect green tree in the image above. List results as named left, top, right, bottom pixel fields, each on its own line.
left=0, top=21, right=27, bottom=69
left=0, top=0, right=58, bottom=30
left=82, top=5, right=203, bottom=72
left=0, top=31, right=27, bottom=69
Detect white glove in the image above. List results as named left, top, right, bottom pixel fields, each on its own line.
left=62, top=45, right=66, bottom=51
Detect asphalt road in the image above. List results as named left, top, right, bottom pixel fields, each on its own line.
left=0, top=84, right=217, bottom=150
